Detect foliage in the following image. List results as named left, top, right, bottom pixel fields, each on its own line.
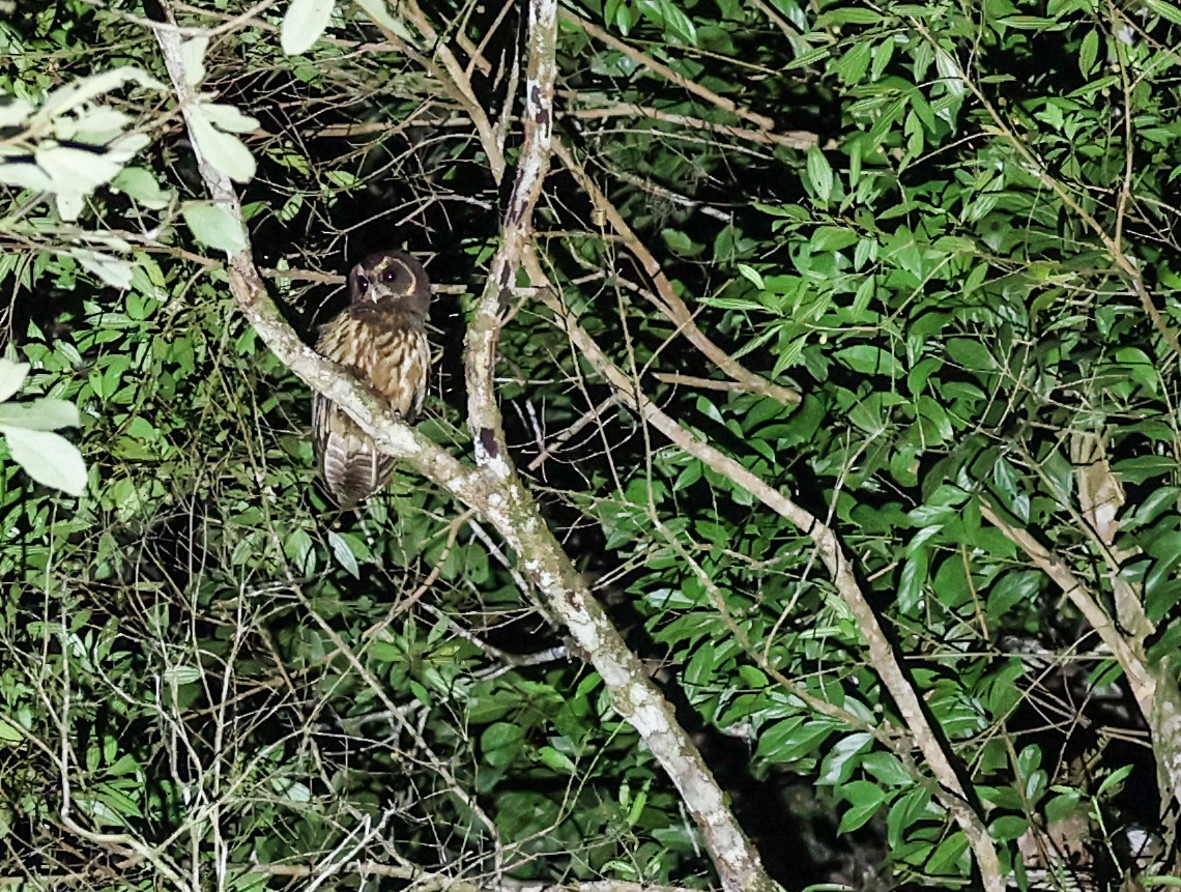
left=3, top=0, right=1181, bottom=889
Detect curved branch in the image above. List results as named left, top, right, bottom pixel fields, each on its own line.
left=977, top=498, right=1181, bottom=809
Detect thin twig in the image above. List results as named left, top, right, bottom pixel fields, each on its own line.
left=554, top=137, right=801, bottom=406
left=561, top=9, right=776, bottom=131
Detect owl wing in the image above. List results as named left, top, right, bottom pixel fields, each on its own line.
left=312, top=309, right=431, bottom=509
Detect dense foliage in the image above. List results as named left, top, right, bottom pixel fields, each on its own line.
left=4, top=0, right=1181, bottom=890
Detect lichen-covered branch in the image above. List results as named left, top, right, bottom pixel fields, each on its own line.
left=463, top=0, right=557, bottom=472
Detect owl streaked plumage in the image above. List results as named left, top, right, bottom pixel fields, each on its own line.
left=312, top=250, right=432, bottom=509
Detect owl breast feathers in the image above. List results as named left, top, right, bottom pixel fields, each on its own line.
left=312, top=250, right=433, bottom=509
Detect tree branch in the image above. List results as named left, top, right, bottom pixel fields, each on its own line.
left=977, top=497, right=1181, bottom=810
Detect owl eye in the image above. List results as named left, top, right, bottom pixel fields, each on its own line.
left=381, top=267, right=400, bottom=284
left=354, top=274, right=370, bottom=291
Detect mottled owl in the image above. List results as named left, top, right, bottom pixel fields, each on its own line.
left=312, top=250, right=432, bottom=509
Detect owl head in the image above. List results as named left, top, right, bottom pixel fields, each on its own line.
left=348, top=250, right=431, bottom=318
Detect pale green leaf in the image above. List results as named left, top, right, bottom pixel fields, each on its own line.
left=198, top=102, right=260, bottom=134
left=282, top=0, right=337, bottom=55
left=1, top=426, right=88, bottom=496
left=34, top=145, right=124, bottom=193
left=181, top=36, right=209, bottom=86
left=189, top=112, right=256, bottom=183
left=736, top=263, right=765, bottom=290
left=60, top=106, right=132, bottom=143
left=111, top=166, right=172, bottom=209
left=354, top=0, right=416, bottom=41
left=805, top=147, right=834, bottom=202
left=71, top=249, right=134, bottom=289
left=0, top=158, right=54, bottom=191
left=0, top=98, right=34, bottom=128
left=33, top=67, right=164, bottom=129
left=0, top=359, right=30, bottom=403
left=181, top=201, right=248, bottom=253
left=0, top=716, right=24, bottom=744
left=162, top=665, right=205, bottom=685
left=1078, top=29, right=1099, bottom=77
left=0, top=398, right=80, bottom=430
left=328, top=530, right=360, bottom=578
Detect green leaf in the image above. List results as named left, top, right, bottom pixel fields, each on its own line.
left=328, top=530, right=360, bottom=578
left=662, top=229, right=699, bottom=255
left=1078, top=29, right=1099, bottom=76
left=758, top=718, right=834, bottom=763
left=838, top=781, right=886, bottom=833
left=861, top=751, right=913, bottom=787
left=0, top=359, right=30, bottom=403
left=1143, top=0, right=1181, bottom=25
left=0, top=427, right=88, bottom=495
left=736, top=263, right=765, bottom=290
left=181, top=201, right=248, bottom=253
left=817, top=732, right=872, bottom=785
left=805, top=147, right=834, bottom=203
left=833, top=345, right=901, bottom=377
left=537, top=746, right=577, bottom=773
left=990, top=814, right=1028, bottom=842
left=162, top=665, right=204, bottom=685
left=111, top=166, right=172, bottom=208
left=282, top=0, right=337, bottom=55
left=0, top=716, right=24, bottom=744
left=481, top=722, right=525, bottom=768
left=1097, top=762, right=1134, bottom=796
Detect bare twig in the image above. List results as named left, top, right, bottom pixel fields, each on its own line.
left=566, top=102, right=819, bottom=149
left=561, top=9, right=776, bottom=131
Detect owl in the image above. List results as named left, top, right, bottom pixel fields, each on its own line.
left=312, top=250, right=432, bottom=509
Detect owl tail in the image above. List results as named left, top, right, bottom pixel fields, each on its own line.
left=323, top=442, right=393, bottom=510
